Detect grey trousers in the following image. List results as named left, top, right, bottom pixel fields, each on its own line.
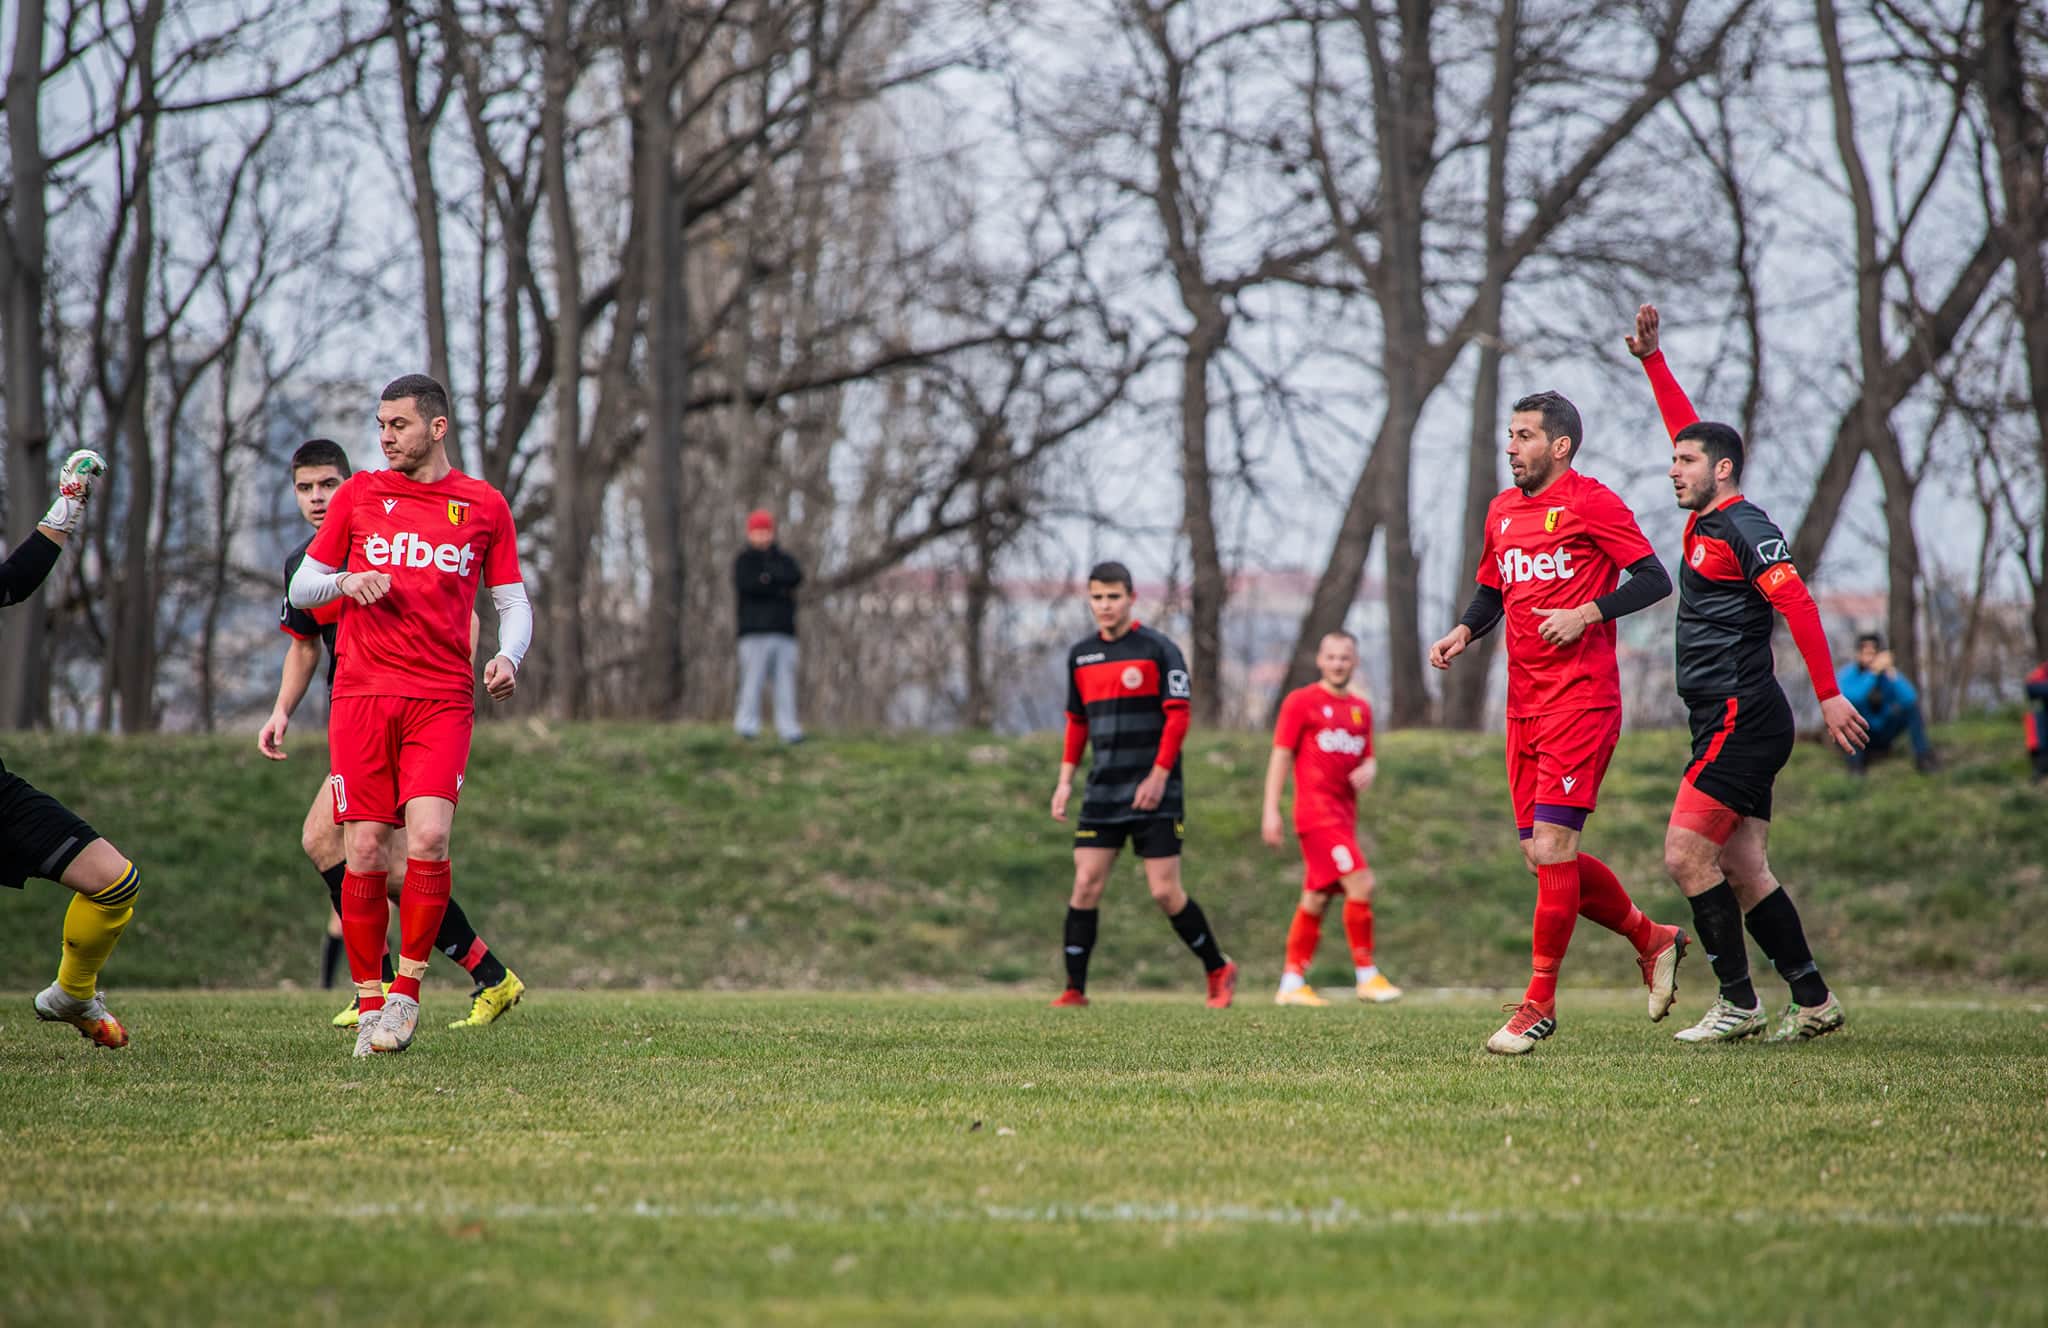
left=735, top=633, right=802, bottom=740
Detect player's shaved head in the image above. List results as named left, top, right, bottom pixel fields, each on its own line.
left=381, top=373, right=451, bottom=426
left=1321, top=630, right=1357, bottom=649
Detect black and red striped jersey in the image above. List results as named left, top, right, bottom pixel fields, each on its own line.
left=280, top=534, right=343, bottom=687
left=1677, top=496, right=1797, bottom=701
left=1064, top=623, right=1191, bottom=823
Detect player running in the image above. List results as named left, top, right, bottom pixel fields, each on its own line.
left=1, top=451, right=141, bottom=1048
left=1626, top=304, right=1868, bottom=1043
left=1430, top=390, right=1689, bottom=1055
left=288, top=375, right=531, bottom=1057
left=260, top=438, right=526, bottom=1033
left=1050, top=562, right=1236, bottom=1008
left=1261, top=630, right=1402, bottom=1006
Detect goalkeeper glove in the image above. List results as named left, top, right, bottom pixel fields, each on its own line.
left=40, top=450, right=107, bottom=535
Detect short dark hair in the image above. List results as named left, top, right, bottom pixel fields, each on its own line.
left=1320, top=629, right=1358, bottom=647
left=380, top=373, right=451, bottom=426
left=1675, top=420, right=1745, bottom=484
left=290, top=438, right=351, bottom=477
left=1086, top=561, right=1134, bottom=593
left=1857, top=632, right=1884, bottom=650
left=1511, top=391, right=1584, bottom=459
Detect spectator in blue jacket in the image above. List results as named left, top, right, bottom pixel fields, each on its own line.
left=1835, top=633, right=1938, bottom=774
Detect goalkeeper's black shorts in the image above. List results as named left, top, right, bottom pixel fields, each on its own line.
left=0, top=757, right=99, bottom=889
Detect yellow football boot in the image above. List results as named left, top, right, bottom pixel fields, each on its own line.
left=448, top=970, right=526, bottom=1029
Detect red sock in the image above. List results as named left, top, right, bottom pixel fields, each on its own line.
left=340, top=869, right=390, bottom=1012
left=1284, top=907, right=1323, bottom=976
left=454, top=939, right=491, bottom=975
left=1526, top=859, right=1581, bottom=1010
left=1576, top=852, right=1660, bottom=954
left=1342, top=898, right=1374, bottom=967
left=390, top=858, right=453, bottom=1002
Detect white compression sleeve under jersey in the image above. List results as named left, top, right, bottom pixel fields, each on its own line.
left=490, top=582, right=533, bottom=671
left=288, top=554, right=347, bottom=608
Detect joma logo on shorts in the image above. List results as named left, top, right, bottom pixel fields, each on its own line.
left=1496, top=547, right=1576, bottom=584
left=363, top=531, right=478, bottom=576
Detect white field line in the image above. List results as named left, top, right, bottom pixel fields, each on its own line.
left=3, top=1196, right=2042, bottom=1234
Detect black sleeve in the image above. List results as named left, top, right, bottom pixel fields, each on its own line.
left=0, top=531, right=63, bottom=608
left=1458, top=584, right=1505, bottom=639
left=733, top=551, right=755, bottom=595
left=773, top=551, right=803, bottom=592
left=1591, top=554, right=1671, bottom=623
left=280, top=546, right=321, bottom=639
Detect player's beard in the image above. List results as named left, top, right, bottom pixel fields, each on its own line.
left=1514, top=455, right=1556, bottom=493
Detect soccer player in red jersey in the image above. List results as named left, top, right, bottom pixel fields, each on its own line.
left=261, top=438, right=526, bottom=1033
left=1627, top=305, right=1868, bottom=1043
left=1050, top=562, right=1236, bottom=1008
left=288, top=375, right=532, bottom=1057
left=1262, top=631, right=1402, bottom=1006
left=1430, top=390, right=1689, bottom=1055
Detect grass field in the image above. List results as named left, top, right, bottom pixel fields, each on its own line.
left=3, top=989, right=2045, bottom=1325
left=0, top=715, right=2043, bottom=992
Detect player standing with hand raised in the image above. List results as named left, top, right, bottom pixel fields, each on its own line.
left=1626, top=304, right=1867, bottom=1043
left=1430, top=391, right=1688, bottom=1055
left=288, top=375, right=531, bottom=1057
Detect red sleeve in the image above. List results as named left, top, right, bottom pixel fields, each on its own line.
left=1154, top=701, right=1190, bottom=769
left=304, top=475, right=356, bottom=567
left=1062, top=713, right=1088, bottom=765
left=484, top=491, right=523, bottom=587
left=1581, top=483, right=1657, bottom=568
left=1756, top=563, right=1840, bottom=702
left=1271, top=690, right=1303, bottom=751
left=1641, top=350, right=1700, bottom=440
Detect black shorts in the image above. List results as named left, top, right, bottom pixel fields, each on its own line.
left=1074, top=816, right=1184, bottom=859
left=0, top=760, right=99, bottom=890
left=1682, top=685, right=1795, bottom=822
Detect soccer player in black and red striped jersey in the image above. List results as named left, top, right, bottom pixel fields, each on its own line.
left=1627, top=304, right=1869, bottom=1043
left=1049, top=562, right=1236, bottom=1008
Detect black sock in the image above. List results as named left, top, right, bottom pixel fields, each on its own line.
left=1686, top=881, right=1757, bottom=1009
left=1744, top=887, right=1829, bottom=1007
left=320, top=861, right=347, bottom=913
left=435, top=896, right=507, bottom=987
left=318, top=863, right=348, bottom=989
left=1169, top=896, right=1226, bottom=973
left=320, top=934, right=343, bottom=989
left=1062, top=907, right=1098, bottom=992
left=381, top=948, right=396, bottom=985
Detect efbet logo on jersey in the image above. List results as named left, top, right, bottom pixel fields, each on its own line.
left=362, top=530, right=479, bottom=576
left=1314, top=728, right=1369, bottom=756
left=447, top=500, right=471, bottom=527
left=1496, top=547, right=1576, bottom=584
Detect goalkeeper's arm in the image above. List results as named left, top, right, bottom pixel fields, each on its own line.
left=0, top=449, right=107, bottom=607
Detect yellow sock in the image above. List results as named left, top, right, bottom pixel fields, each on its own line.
left=56, top=861, right=139, bottom=1000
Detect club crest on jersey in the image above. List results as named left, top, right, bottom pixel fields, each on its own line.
left=1691, top=543, right=1707, bottom=567
left=447, top=500, right=470, bottom=527
left=1351, top=706, right=1363, bottom=724
left=1121, top=666, right=1144, bottom=689
left=1545, top=507, right=1563, bottom=533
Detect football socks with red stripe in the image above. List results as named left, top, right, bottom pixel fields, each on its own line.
left=1743, top=887, right=1830, bottom=1007
left=435, top=897, right=508, bottom=988
left=1285, top=907, right=1323, bottom=975
left=1526, top=860, right=1581, bottom=1009
left=1342, top=898, right=1374, bottom=968
left=390, top=857, right=453, bottom=1002
left=340, top=869, right=391, bottom=1011
left=1062, top=907, right=1098, bottom=993
left=1169, top=897, right=1227, bottom=973
left=1687, top=880, right=1757, bottom=1009
left=1575, top=852, right=1660, bottom=954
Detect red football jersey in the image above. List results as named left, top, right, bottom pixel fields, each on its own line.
left=304, top=468, right=523, bottom=703
left=1476, top=468, right=1655, bottom=719
left=1272, top=683, right=1374, bottom=830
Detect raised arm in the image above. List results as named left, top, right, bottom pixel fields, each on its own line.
left=1626, top=304, right=1701, bottom=439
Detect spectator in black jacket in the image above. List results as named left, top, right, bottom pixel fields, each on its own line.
left=733, top=509, right=804, bottom=742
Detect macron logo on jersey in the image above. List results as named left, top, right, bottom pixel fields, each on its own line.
left=363, top=530, right=479, bottom=576
left=1314, top=728, right=1368, bottom=757
left=1496, top=547, right=1576, bottom=584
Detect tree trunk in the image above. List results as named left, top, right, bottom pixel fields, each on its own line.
left=1177, top=317, right=1228, bottom=724
left=640, top=41, right=688, bottom=717
left=1982, top=0, right=2048, bottom=656
left=542, top=0, right=586, bottom=718
left=0, top=0, right=51, bottom=730
left=389, top=0, right=456, bottom=462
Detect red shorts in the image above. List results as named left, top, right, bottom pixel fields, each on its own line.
left=1504, top=706, right=1622, bottom=831
left=1297, top=822, right=1368, bottom=892
left=328, top=695, right=474, bottom=826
